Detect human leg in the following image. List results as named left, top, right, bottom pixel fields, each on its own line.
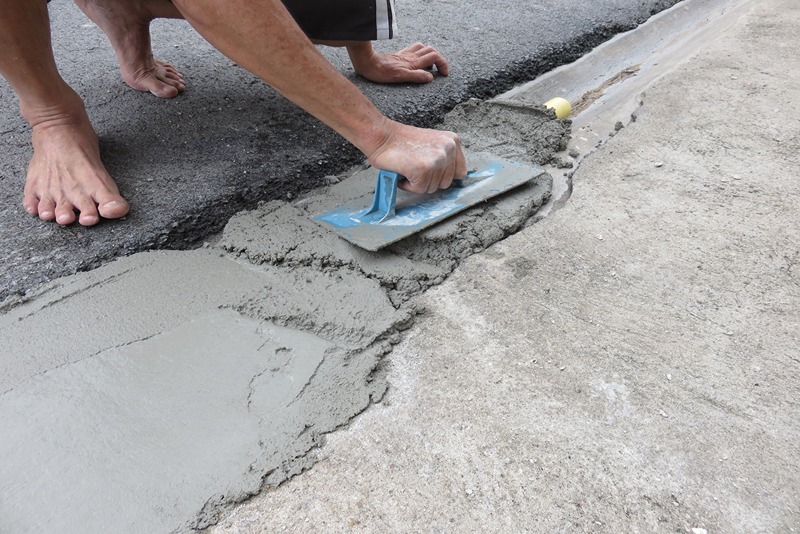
left=73, top=0, right=186, bottom=98
left=170, top=0, right=465, bottom=193
left=0, top=0, right=129, bottom=225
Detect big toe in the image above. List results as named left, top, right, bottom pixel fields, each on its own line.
left=127, top=72, right=183, bottom=99
left=97, top=197, right=130, bottom=219
left=149, top=78, right=181, bottom=99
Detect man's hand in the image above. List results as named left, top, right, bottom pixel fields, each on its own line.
left=348, top=42, right=449, bottom=84
left=367, top=121, right=466, bottom=194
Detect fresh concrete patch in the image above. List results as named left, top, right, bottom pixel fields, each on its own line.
left=1, top=310, right=329, bottom=532
left=442, top=100, right=571, bottom=167
left=222, top=146, right=553, bottom=307
left=0, top=96, right=559, bottom=531
left=0, top=250, right=403, bottom=532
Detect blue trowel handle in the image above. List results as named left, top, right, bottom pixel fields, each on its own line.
left=364, top=170, right=401, bottom=223
left=364, top=169, right=491, bottom=223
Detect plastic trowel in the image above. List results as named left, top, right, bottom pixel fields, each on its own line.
left=313, top=156, right=544, bottom=251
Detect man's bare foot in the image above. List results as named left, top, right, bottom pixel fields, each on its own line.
left=74, top=0, right=186, bottom=98
left=21, top=90, right=129, bottom=226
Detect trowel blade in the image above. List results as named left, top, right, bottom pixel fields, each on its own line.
left=313, top=157, right=545, bottom=251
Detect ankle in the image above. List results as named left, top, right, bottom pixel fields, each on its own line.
left=20, top=85, right=88, bottom=130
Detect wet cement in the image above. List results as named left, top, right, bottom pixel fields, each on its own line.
left=0, top=100, right=558, bottom=533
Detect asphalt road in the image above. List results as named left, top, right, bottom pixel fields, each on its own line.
left=0, top=0, right=681, bottom=301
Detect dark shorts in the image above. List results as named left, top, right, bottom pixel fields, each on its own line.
left=282, top=0, right=397, bottom=41
left=48, top=0, right=397, bottom=41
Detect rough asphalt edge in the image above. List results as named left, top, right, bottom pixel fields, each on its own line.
left=0, top=0, right=684, bottom=304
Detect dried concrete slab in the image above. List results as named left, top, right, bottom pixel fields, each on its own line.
left=0, top=99, right=556, bottom=531
left=208, top=0, right=800, bottom=532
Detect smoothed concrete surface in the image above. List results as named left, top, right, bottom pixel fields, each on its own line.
left=0, top=248, right=404, bottom=533
left=0, top=102, right=554, bottom=529
left=0, top=0, right=682, bottom=302
left=208, top=0, right=800, bottom=531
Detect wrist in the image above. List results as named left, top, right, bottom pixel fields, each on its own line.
left=347, top=42, right=378, bottom=75
left=357, top=116, right=399, bottom=161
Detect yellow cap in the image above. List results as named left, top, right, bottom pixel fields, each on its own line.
left=544, top=97, right=572, bottom=119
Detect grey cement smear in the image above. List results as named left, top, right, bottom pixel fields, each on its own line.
left=442, top=100, right=571, bottom=167
left=0, top=101, right=558, bottom=533
left=0, top=251, right=403, bottom=533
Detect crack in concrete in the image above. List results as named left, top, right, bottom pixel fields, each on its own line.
left=1, top=266, right=138, bottom=315
left=0, top=331, right=159, bottom=398
left=286, top=356, right=325, bottom=408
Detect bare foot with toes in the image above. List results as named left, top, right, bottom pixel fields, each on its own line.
left=74, top=0, right=186, bottom=98
left=22, top=92, right=129, bottom=226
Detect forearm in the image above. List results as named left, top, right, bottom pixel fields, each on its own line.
left=172, top=0, right=390, bottom=156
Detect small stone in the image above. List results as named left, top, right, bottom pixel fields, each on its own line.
left=655, top=162, right=664, bottom=168
left=614, top=121, right=624, bottom=131
left=556, top=158, right=574, bottom=169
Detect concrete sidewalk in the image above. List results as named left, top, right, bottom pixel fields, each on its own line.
left=209, top=0, right=800, bottom=531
